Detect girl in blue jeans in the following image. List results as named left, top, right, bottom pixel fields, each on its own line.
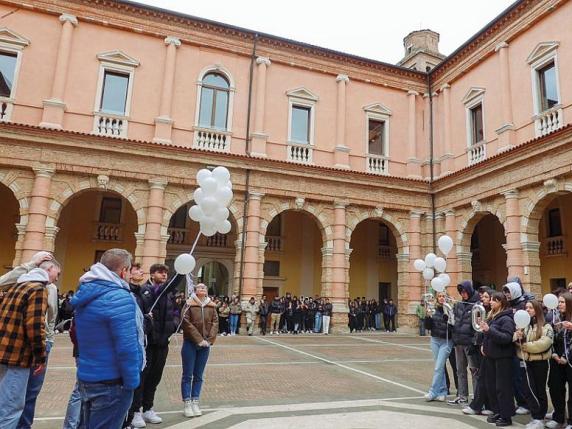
left=181, top=283, right=218, bottom=418
left=424, top=291, right=455, bottom=401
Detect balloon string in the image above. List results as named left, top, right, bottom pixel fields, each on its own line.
left=190, top=231, right=202, bottom=255
left=149, top=274, right=179, bottom=314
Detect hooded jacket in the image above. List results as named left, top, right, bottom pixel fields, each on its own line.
left=182, top=294, right=218, bottom=345
left=504, top=282, right=526, bottom=311
left=71, top=263, right=144, bottom=389
left=452, top=281, right=480, bottom=346
left=482, top=309, right=516, bottom=359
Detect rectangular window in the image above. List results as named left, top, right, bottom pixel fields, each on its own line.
left=548, top=208, right=562, bottom=237
left=368, top=119, right=385, bottom=155
left=470, top=103, right=484, bottom=145
left=214, top=90, right=228, bottom=129
left=100, top=71, right=129, bottom=115
left=263, top=260, right=280, bottom=277
left=99, top=197, right=122, bottom=224
left=538, top=61, right=558, bottom=111
left=198, top=87, right=214, bottom=128
left=0, top=52, right=17, bottom=98
left=291, top=105, right=310, bottom=143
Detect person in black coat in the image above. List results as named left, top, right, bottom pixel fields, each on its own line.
left=480, top=291, right=516, bottom=427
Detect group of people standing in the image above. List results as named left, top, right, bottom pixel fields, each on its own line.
left=0, top=249, right=218, bottom=429
left=424, top=278, right=572, bottom=428
left=348, top=297, right=397, bottom=333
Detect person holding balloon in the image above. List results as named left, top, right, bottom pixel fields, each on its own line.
left=479, top=292, right=516, bottom=427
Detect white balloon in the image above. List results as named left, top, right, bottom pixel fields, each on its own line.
left=225, top=180, right=233, bottom=190
left=438, top=273, right=451, bottom=287
left=217, top=219, right=232, bottom=234
left=196, top=169, right=212, bottom=187
left=200, top=222, right=217, bottom=237
left=434, top=257, right=447, bottom=273
left=431, top=277, right=445, bottom=292
left=213, top=207, right=229, bottom=223
left=212, top=166, right=231, bottom=185
left=174, top=253, right=196, bottom=275
left=413, top=259, right=426, bottom=272
left=425, top=253, right=437, bottom=268
left=200, top=196, right=219, bottom=215
left=514, top=309, right=531, bottom=329
left=188, top=205, right=204, bottom=222
left=193, top=188, right=205, bottom=205
left=201, top=177, right=219, bottom=196
left=438, top=235, right=454, bottom=256
left=216, top=186, right=233, bottom=207
left=422, top=268, right=435, bottom=281
left=543, top=293, right=559, bottom=310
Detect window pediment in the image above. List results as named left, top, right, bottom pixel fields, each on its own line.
left=0, top=27, right=30, bottom=50
left=97, top=50, right=140, bottom=67
left=286, top=87, right=319, bottom=102
left=363, top=102, right=392, bottom=116
left=462, top=87, right=485, bottom=105
left=526, top=41, right=559, bottom=65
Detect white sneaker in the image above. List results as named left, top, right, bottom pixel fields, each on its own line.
left=131, top=412, right=146, bottom=428
left=184, top=400, right=194, bottom=418
left=482, top=409, right=494, bottom=416
left=462, top=406, right=477, bottom=415
left=516, top=406, right=531, bottom=415
left=563, top=425, right=572, bottom=429
left=142, top=409, right=162, bottom=424
left=191, top=400, right=202, bottom=416
left=545, top=421, right=562, bottom=429
left=545, top=412, right=553, bottom=420
left=435, top=395, right=445, bottom=402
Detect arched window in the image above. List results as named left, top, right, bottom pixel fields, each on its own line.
left=198, top=72, right=230, bottom=130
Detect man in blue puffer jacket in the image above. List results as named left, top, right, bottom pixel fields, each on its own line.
left=71, top=249, right=144, bottom=429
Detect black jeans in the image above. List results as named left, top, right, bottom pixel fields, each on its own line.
left=469, top=353, right=489, bottom=411
left=484, top=356, right=514, bottom=420
left=259, top=314, right=268, bottom=335
left=548, top=359, right=572, bottom=424
left=445, top=348, right=458, bottom=394
left=520, top=360, right=548, bottom=420
left=130, top=345, right=169, bottom=415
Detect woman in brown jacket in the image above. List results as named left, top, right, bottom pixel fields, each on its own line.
left=181, top=283, right=218, bottom=418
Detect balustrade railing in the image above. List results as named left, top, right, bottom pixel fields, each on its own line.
left=205, top=233, right=228, bottom=248
left=366, top=154, right=389, bottom=175
left=193, top=128, right=230, bottom=152
left=287, top=143, right=313, bottom=164
left=266, top=236, right=282, bottom=252
left=545, top=236, right=566, bottom=256
left=94, top=222, right=122, bottom=241
left=167, top=227, right=186, bottom=245
left=93, top=113, right=128, bottom=137
left=535, top=107, right=563, bottom=137
left=468, top=141, right=486, bottom=165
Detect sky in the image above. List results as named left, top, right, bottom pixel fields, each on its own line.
left=133, top=0, right=517, bottom=64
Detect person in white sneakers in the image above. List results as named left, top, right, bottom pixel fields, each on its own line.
left=181, top=283, right=218, bottom=418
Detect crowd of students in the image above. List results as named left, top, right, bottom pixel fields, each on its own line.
left=348, top=297, right=398, bottom=332
left=423, top=278, right=572, bottom=428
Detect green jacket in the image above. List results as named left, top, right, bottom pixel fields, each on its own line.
left=416, top=304, right=426, bottom=319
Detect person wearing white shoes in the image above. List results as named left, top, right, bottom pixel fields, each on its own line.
left=181, top=283, right=218, bottom=418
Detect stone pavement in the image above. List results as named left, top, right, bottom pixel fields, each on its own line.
left=33, top=333, right=531, bottom=428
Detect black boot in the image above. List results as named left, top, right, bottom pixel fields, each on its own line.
left=495, top=418, right=512, bottom=427
left=486, top=414, right=500, bottom=424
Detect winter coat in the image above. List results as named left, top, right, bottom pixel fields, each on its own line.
left=482, top=309, right=516, bottom=360
left=514, top=322, right=553, bottom=361
left=270, top=299, right=284, bottom=314
left=141, top=280, right=179, bottom=347
left=383, top=304, right=397, bottom=317
left=130, top=283, right=154, bottom=336
left=218, top=306, right=230, bottom=319
left=71, top=264, right=144, bottom=389
left=229, top=302, right=242, bottom=315
left=553, top=318, right=572, bottom=361
left=258, top=301, right=269, bottom=316
left=323, top=303, right=333, bottom=317
left=182, top=295, right=218, bottom=345
left=242, top=302, right=258, bottom=321
left=425, top=306, right=452, bottom=340
left=452, top=291, right=480, bottom=346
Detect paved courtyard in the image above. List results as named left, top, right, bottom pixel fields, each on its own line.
left=33, top=333, right=531, bottom=428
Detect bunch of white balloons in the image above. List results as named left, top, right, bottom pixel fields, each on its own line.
left=413, top=235, right=454, bottom=293
left=173, top=166, right=234, bottom=276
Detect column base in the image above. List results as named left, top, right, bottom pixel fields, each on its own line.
left=153, top=116, right=173, bottom=144
left=330, top=311, right=349, bottom=334
left=39, top=99, right=66, bottom=129
left=406, top=158, right=422, bottom=178
left=334, top=146, right=350, bottom=169
left=250, top=133, right=268, bottom=157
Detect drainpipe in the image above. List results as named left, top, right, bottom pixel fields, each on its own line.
left=428, top=73, right=437, bottom=252
left=238, top=33, right=258, bottom=297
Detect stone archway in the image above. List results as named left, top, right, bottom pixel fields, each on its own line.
left=0, top=183, right=20, bottom=273
left=196, top=259, right=232, bottom=297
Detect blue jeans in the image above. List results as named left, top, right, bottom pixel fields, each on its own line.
left=429, top=337, right=453, bottom=397
left=78, top=381, right=133, bottom=429
left=17, top=342, right=52, bottom=429
left=0, top=364, right=30, bottom=429
left=229, top=314, right=239, bottom=334
left=63, top=381, right=82, bottom=429
left=314, top=313, right=322, bottom=333
left=181, top=340, right=210, bottom=401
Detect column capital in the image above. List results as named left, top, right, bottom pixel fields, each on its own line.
left=409, top=210, right=423, bottom=219
left=333, top=200, right=348, bottom=209
left=148, top=178, right=168, bottom=190
left=444, top=209, right=456, bottom=217
left=423, top=92, right=431, bottom=99
left=32, top=164, right=55, bottom=178
left=256, top=56, right=271, bottom=66
left=434, top=211, right=445, bottom=220
left=440, top=83, right=451, bottom=92
left=321, top=246, right=334, bottom=256
left=407, top=90, right=419, bottom=96
left=494, top=41, right=509, bottom=52
left=164, top=36, right=181, bottom=47
left=336, top=74, right=350, bottom=83
left=522, top=240, right=540, bottom=253
left=59, top=13, right=78, bottom=26
left=249, top=192, right=264, bottom=201
left=502, top=189, right=519, bottom=199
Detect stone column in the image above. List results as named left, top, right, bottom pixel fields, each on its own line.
left=406, top=91, right=421, bottom=177
left=444, top=210, right=458, bottom=289
left=21, top=165, right=55, bottom=261
left=495, top=42, right=516, bottom=150
left=242, top=192, right=263, bottom=297
left=522, top=240, right=541, bottom=296
left=142, top=178, right=167, bottom=270
left=250, top=57, right=271, bottom=157
left=153, top=36, right=181, bottom=144
left=503, top=189, right=524, bottom=280
left=40, top=14, right=78, bottom=129
left=330, top=201, right=349, bottom=332
left=440, top=84, right=453, bottom=175
left=334, top=74, right=351, bottom=169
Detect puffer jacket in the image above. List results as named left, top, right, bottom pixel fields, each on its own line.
left=452, top=291, right=480, bottom=346
left=425, top=306, right=452, bottom=340
left=141, top=280, right=179, bottom=347
left=482, top=309, right=516, bottom=359
left=514, top=322, right=553, bottom=361
left=71, top=264, right=143, bottom=390
left=229, top=302, right=242, bottom=315
left=182, top=295, right=219, bottom=345
left=242, top=302, right=258, bottom=320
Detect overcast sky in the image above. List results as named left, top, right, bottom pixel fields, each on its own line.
left=134, top=0, right=516, bottom=64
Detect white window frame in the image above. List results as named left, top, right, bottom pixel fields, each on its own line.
left=94, top=54, right=138, bottom=118
left=527, top=42, right=561, bottom=115
left=363, top=103, right=391, bottom=157
left=194, top=64, right=235, bottom=133
left=0, top=28, right=30, bottom=122
left=286, top=87, right=318, bottom=146
left=462, top=87, right=486, bottom=148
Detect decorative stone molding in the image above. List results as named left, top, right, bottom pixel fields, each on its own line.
left=148, top=178, right=168, bottom=190
left=295, top=197, right=305, bottom=209
left=335, top=74, right=349, bottom=83
left=97, top=174, right=110, bottom=189
left=407, top=90, right=419, bottom=96
left=32, top=165, right=55, bottom=178
left=471, top=200, right=481, bottom=212
left=373, top=207, right=384, bottom=218
left=543, top=179, right=558, bottom=193
left=409, top=210, right=423, bottom=219
left=164, top=36, right=181, bottom=47
left=256, top=56, right=271, bottom=66
left=521, top=240, right=541, bottom=253
left=59, top=13, right=78, bottom=26
left=502, top=189, right=519, bottom=199
left=333, top=200, right=348, bottom=209
left=249, top=192, right=264, bottom=201
left=494, top=41, right=509, bottom=52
